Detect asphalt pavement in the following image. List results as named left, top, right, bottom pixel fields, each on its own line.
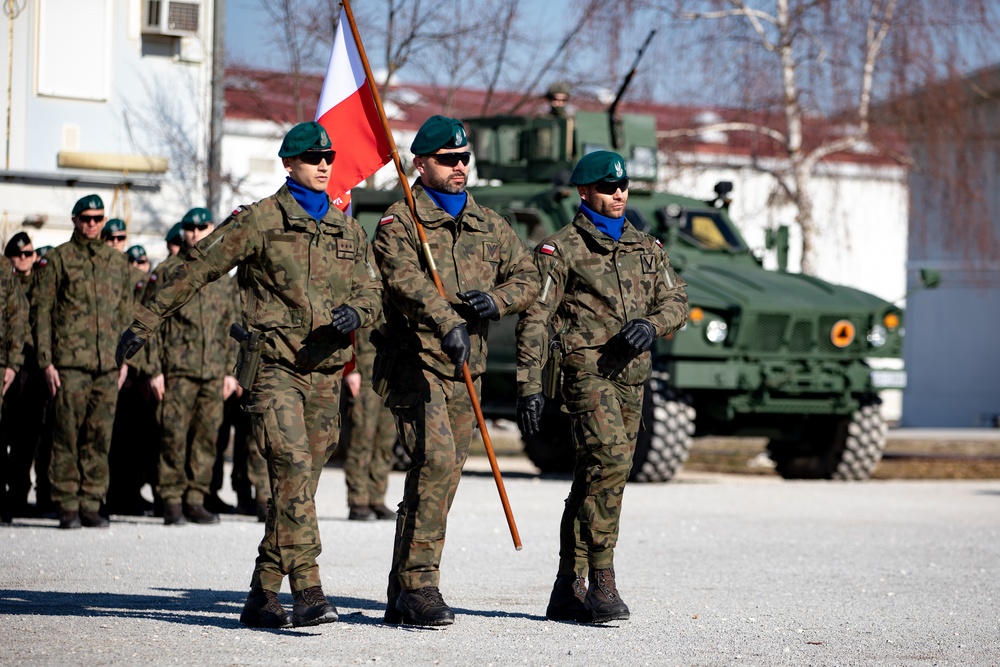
left=1, top=457, right=998, bottom=666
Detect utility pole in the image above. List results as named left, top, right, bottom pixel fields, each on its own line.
left=207, top=0, right=225, bottom=214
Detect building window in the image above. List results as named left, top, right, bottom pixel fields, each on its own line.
left=36, top=0, right=112, bottom=101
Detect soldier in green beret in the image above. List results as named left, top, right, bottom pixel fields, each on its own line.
left=101, top=218, right=129, bottom=254
left=164, top=222, right=184, bottom=257
left=373, top=115, right=539, bottom=626
left=32, top=194, right=135, bottom=529
left=0, top=235, right=29, bottom=523
left=117, top=121, right=382, bottom=629
left=515, top=150, right=689, bottom=623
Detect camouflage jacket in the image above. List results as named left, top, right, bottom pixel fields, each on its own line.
left=33, top=230, right=133, bottom=373
left=516, top=210, right=689, bottom=394
left=373, top=182, right=539, bottom=377
left=150, top=254, right=238, bottom=381
left=1, top=262, right=27, bottom=372
left=14, top=270, right=37, bottom=371
left=132, top=184, right=383, bottom=373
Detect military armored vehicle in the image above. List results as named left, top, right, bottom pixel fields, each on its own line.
left=352, top=108, right=906, bottom=483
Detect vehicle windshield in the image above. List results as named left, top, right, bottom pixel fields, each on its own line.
left=676, top=210, right=747, bottom=252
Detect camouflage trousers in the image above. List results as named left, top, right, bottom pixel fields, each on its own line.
left=558, top=372, right=641, bottom=575
left=49, top=368, right=119, bottom=513
left=344, top=381, right=396, bottom=508
left=243, top=364, right=341, bottom=593
left=157, top=375, right=224, bottom=506
left=385, top=364, right=478, bottom=594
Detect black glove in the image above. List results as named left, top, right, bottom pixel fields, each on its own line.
left=331, top=305, right=361, bottom=334
left=516, top=393, right=545, bottom=437
left=116, top=329, right=145, bottom=367
left=457, top=290, right=500, bottom=320
left=620, top=319, right=656, bottom=355
left=440, top=324, right=471, bottom=376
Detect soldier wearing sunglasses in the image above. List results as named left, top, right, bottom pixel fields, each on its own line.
left=515, top=151, right=688, bottom=623
left=116, top=122, right=382, bottom=629
left=32, top=194, right=135, bottom=530
left=0, top=232, right=30, bottom=523
left=372, top=115, right=539, bottom=627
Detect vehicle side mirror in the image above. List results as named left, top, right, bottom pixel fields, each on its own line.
left=919, top=268, right=941, bottom=289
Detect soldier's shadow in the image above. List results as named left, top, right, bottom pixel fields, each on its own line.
left=0, top=588, right=390, bottom=631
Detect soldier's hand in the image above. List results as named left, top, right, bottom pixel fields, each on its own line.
left=457, top=290, right=500, bottom=320
left=2, top=368, right=14, bottom=397
left=331, top=305, right=361, bottom=334
left=116, top=329, right=145, bottom=367
left=441, top=324, right=471, bottom=376
left=621, top=319, right=656, bottom=355
left=516, top=393, right=545, bottom=437
left=43, top=365, right=61, bottom=398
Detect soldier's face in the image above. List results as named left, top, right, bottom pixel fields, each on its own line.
left=414, top=147, right=469, bottom=194
left=105, top=233, right=127, bottom=252
left=578, top=182, right=628, bottom=218
left=10, top=245, right=35, bottom=274
left=73, top=209, right=106, bottom=239
left=183, top=223, right=214, bottom=248
left=283, top=153, right=331, bottom=193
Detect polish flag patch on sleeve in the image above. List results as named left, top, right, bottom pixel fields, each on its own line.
left=539, top=243, right=556, bottom=255
left=654, top=238, right=663, bottom=248
left=379, top=215, right=394, bottom=226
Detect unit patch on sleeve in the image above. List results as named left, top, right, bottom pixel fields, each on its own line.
left=539, top=243, right=556, bottom=256
left=379, top=215, right=394, bottom=226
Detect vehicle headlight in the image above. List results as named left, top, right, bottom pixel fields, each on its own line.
left=867, top=324, right=887, bottom=348
left=705, top=320, right=728, bottom=344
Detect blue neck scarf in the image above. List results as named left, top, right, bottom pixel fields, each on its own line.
left=286, top=177, right=330, bottom=220
left=580, top=201, right=625, bottom=241
left=424, top=185, right=468, bottom=219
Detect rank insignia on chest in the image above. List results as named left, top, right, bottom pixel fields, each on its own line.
left=641, top=253, right=657, bottom=274
left=483, top=242, right=500, bottom=262
left=379, top=215, right=394, bottom=226
left=336, top=238, right=355, bottom=259
left=539, top=243, right=556, bottom=256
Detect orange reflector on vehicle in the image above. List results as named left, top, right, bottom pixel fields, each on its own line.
left=831, top=320, right=856, bottom=348
left=689, top=307, right=704, bottom=324
left=883, top=312, right=900, bottom=330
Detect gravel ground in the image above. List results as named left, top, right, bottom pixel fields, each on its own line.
left=2, top=455, right=999, bottom=666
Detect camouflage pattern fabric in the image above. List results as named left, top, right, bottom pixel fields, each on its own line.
left=373, top=182, right=539, bottom=378
left=32, top=230, right=132, bottom=372
left=1, top=262, right=27, bottom=374
left=244, top=364, right=341, bottom=593
left=47, top=368, right=118, bottom=512
left=157, top=375, right=224, bottom=505
left=127, top=184, right=381, bottom=594
left=516, top=210, right=689, bottom=574
left=0, top=265, right=29, bottom=514
left=384, top=363, right=479, bottom=592
left=131, top=185, right=382, bottom=373
left=374, top=182, right=538, bottom=596
left=344, top=323, right=396, bottom=508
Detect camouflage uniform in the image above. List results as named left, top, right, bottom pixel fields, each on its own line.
left=343, top=320, right=396, bottom=510
left=373, top=182, right=539, bottom=594
left=130, top=184, right=382, bottom=594
left=516, top=211, right=688, bottom=575
left=0, top=262, right=28, bottom=519
left=151, top=254, right=237, bottom=508
left=32, top=231, right=133, bottom=514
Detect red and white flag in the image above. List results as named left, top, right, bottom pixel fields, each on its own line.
left=315, top=9, right=391, bottom=211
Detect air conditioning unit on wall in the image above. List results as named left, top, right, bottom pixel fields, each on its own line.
left=142, top=0, right=201, bottom=37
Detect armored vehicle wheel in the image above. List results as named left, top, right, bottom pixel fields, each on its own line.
left=770, top=396, right=887, bottom=480
left=630, top=374, right=696, bottom=483
left=522, top=401, right=575, bottom=473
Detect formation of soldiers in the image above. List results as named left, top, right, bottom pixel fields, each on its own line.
left=1, top=114, right=688, bottom=629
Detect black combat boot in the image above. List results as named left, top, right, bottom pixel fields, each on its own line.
left=58, top=509, right=81, bottom=530
left=184, top=503, right=220, bottom=525
left=80, top=509, right=110, bottom=528
left=370, top=503, right=396, bottom=520
left=291, top=585, right=339, bottom=627
left=240, top=588, right=292, bottom=628
left=545, top=574, right=591, bottom=622
left=163, top=503, right=187, bottom=526
left=585, top=568, right=630, bottom=623
left=348, top=505, right=375, bottom=521
left=395, top=586, right=455, bottom=626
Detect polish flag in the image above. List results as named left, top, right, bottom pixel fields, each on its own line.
left=315, top=9, right=391, bottom=211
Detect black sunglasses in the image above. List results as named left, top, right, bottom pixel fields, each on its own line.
left=108, top=235, right=127, bottom=242
left=78, top=214, right=105, bottom=224
left=182, top=224, right=209, bottom=232
left=429, top=152, right=471, bottom=168
left=13, top=250, right=35, bottom=258
left=298, top=150, right=336, bottom=166
left=594, top=179, right=629, bottom=195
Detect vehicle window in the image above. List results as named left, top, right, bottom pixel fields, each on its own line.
left=624, top=207, right=649, bottom=233
left=681, top=211, right=746, bottom=251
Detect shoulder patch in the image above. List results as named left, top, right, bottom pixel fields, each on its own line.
left=654, top=237, right=663, bottom=248
left=38, top=258, right=48, bottom=267
left=379, top=215, right=394, bottom=226
left=539, top=243, right=556, bottom=256
left=135, top=281, right=145, bottom=292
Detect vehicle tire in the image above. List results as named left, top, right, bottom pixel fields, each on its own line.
left=771, top=396, right=887, bottom=481
left=629, top=373, right=696, bottom=483
left=522, top=400, right=575, bottom=473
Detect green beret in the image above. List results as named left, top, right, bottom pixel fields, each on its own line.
left=165, top=222, right=184, bottom=245
left=35, top=246, right=52, bottom=259
left=570, top=150, right=629, bottom=186
left=101, top=218, right=127, bottom=238
left=4, top=232, right=31, bottom=257
left=278, top=121, right=332, bottom=158
left=72, top=194, right=104, bottom=215
left=182, top=207, right=212, bottom=227
left=411, top=115, right=468, bottom=155
left=126, top=245, right=148, bottom=263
